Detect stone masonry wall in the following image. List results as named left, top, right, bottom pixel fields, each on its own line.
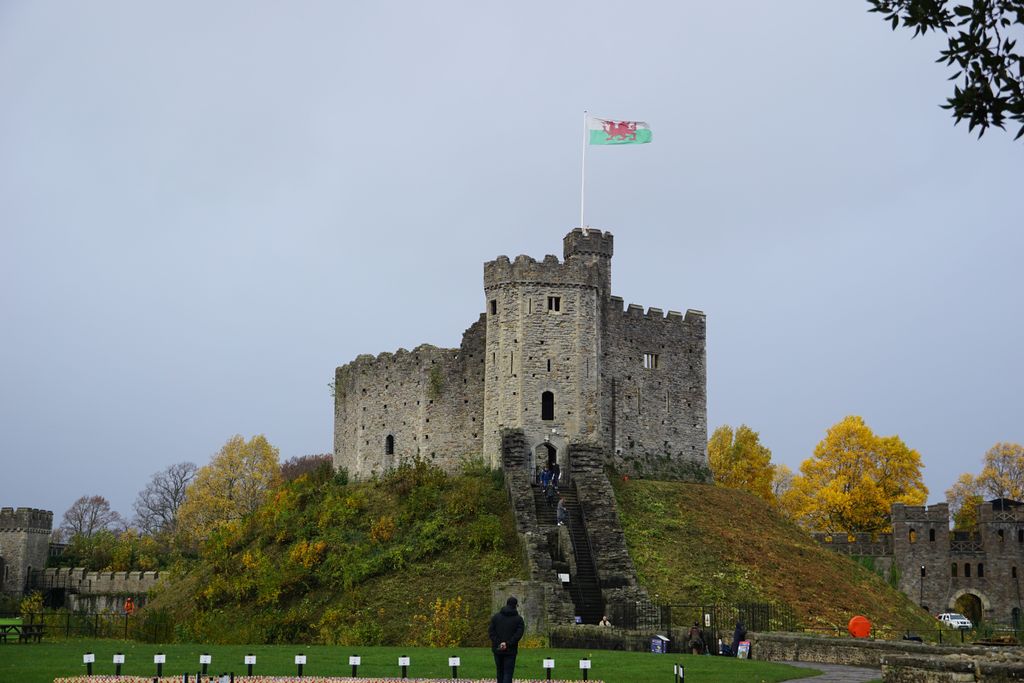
left=333, top=318, right=485, bottom=479
left=482, top=251, right=603, bottom=473
left=0, top=507, right=52, bottom=597
left=568, top=442, right=655, bottom=621
left=601, top=301, right=709, bottom=481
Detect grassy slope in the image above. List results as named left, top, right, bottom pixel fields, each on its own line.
left=145, top=463, right=527, bottom=646
left=2, top=642, right=817, bottom=683
left=615, top=479, right=938, bottom=636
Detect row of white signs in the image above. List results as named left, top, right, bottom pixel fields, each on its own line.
left=83, top=654, right=591, bottom=669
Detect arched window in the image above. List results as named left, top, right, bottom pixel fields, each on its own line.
left=999, top=529, right=1005, bottom=542
left=909, top=528, right=917, bottom=544
left=541, top=391, right=554, bottom=421
left=965, top=563, right=972, bottom=578
left=952, top=563, right=958, bottom=577
left=385, top=435, right=394, bottom=455
left=978, top=563, right=985, bottom=578
left=929, top=528, right=936, bottom=542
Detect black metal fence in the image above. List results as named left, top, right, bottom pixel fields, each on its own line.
left=1, top=612, right=173, bottom=643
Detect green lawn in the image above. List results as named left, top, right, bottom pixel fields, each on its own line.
left=0, top=642, right=819, bottom=683
left=0, top=617, right=21, bottom=626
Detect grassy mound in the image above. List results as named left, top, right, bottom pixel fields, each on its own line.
left=614, top=478, right=938, bottom=635
left=145, top=461, right=526, bottom=645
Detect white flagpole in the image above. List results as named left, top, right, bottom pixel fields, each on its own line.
left=580, top=110, right=588, bottom=230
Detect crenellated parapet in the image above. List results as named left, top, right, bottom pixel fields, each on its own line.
left=0, top=507, right=53, bottom=533
left=563, top=227, right=614, bottom=259
left=483, top=254, right=604, bottom=290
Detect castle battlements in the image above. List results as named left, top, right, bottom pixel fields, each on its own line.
left=335, top=227, right=707, bottom=483
left=0, top=507, right=53, bottom=533
left=483, top=253, right=604, bottom=289
left=891, top=503, right=950, bottom=523
left=563, top=227, right=614, bottom=259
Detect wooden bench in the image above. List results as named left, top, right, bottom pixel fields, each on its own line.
left=17, top=624, right=45, bottom=643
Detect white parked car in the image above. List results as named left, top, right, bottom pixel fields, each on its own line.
left=938, top=612, right=973, bottom=629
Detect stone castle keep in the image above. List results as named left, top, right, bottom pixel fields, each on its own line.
left=333, top=228, right=709, bottom=482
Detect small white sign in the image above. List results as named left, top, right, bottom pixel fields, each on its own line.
left=348, top=656, right=361, bottom=666
left=200, top=655, right=212, bottom=665
left=153, top=654, right=166, bottom=664
left=244, top=655, right=256, bottom=665
left=398, top=656, right=410, bottom=667
left=558, top=573, right=570, bottom=583
left=83, top=654, right=95, bottom=664
left=579, top=659, right=592, bottom=670
left=704, top=613, right=711, bottom=627
left=543, top=659, right=555, bottom=669
left=447, top=657, right=460, bottom=667
left=113, top=654, right=125, bottom=664
left=294, top=655, right=307, bottom=665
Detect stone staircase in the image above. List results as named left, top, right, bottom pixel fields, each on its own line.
left=531, top=484, right=605, bottom=624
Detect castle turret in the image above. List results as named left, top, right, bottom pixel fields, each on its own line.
left=0, top=507, right=53, bottom=597
left=563, top=228, right=613, bottom=296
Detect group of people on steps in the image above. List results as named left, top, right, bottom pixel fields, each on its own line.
left=540, top=462, right=567, bottom=526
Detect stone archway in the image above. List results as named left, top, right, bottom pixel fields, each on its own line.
left=950, top=588, right=990, bottom=626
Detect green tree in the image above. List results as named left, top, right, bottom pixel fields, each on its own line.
left=787, top=416, right=928, bottom=532
left=868, top=0, right=1024, bottom=139
left=177, top=434, right=281, bottom=543
left=708, top=424, right=776, bottom=502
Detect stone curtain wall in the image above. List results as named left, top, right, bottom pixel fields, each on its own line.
left=482, top=252, right=604, bottom=472
left=750, top=632, right=1024, bottom=681
left=601, top=301, right=709, bottom=481
left=0, top=507, right=52, bottom=596
left=333, top=318, right=485, bottom=480
left=568, top=443, right=656, bottom=622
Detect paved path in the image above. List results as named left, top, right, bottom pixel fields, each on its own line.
left=782, top=661, right=881, bottom=682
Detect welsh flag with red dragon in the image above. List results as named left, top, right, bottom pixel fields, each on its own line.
left=587, top=115, right=652, bottom=145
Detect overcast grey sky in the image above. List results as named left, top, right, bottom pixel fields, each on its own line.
left=1, top=2, right=1020, bottom=522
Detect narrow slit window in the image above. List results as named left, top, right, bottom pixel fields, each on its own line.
left=489, top=300, right=497, bottom=315
left=541, top=391, right=554, bottom=421
left=965, top=563, right=971, bottom=577
left=978, top=563, right=984, bottom=577
left=547, top=296, right=561, bottom=312
left=952, top=563, right=958, bottom=577
left=643, top=353, right=659, bottom=369
left=510, top=352, right=514, bottom=374
left=909, top=528, right=917, bottom=544
left=547, top=359, right=551, bottom=372
left=930, top=528, right=936, bottom=542
left=385, top=435, right=394, bottom=455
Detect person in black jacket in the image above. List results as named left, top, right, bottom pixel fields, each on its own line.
left=488, top=596, right=525, bottom=683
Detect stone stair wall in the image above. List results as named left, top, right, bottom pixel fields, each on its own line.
left=496, top=429, right=575, bottom=632
left=496, top=428, right=657, bottom=632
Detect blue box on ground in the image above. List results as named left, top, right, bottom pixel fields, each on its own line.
left=651, top=635, right=670, bottom=654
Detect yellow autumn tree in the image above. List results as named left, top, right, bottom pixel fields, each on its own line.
left=708, top=424, right=775, bottom=503
left=977, top=442, right=1024, bottom=500
left=946, top=472, right=984, bottom=530
left=177, top=434, right=281, bottom=543
left=787, top=416, right=927, bottom=533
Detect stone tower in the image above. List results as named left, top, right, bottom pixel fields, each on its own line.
left=0, top=507, right=52, bottom=597
left=481, top=230, right=613, bottom=474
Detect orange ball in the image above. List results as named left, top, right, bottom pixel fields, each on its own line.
left=848, top=615, right=871, bottom=638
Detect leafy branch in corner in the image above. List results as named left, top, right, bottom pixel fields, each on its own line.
left=868, top=0, right=1024, bottom=139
